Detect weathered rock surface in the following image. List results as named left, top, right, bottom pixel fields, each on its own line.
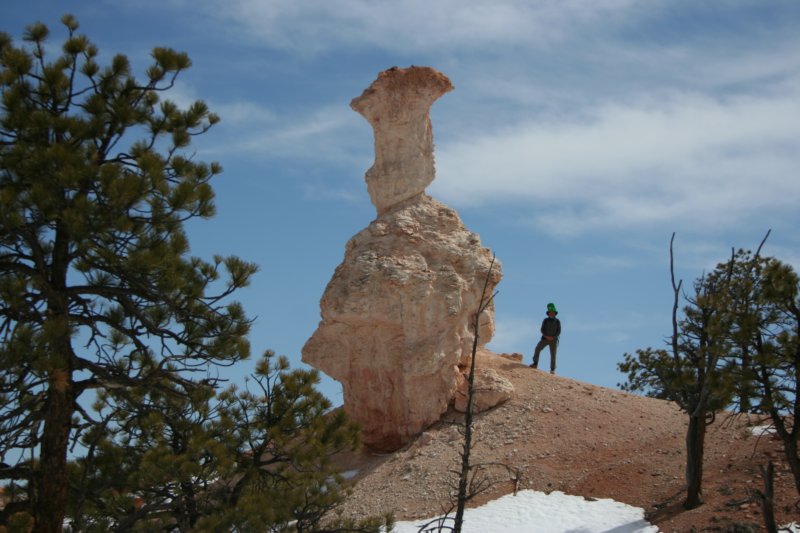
left=302, top=66, right=505, bottom=451
left=453, top=362, right=514, bottom=414
left=332, top=359, right=798, bottom=532
left=350, top=66, right=453, bottom=216
left=302, top=194, right=501, bottom=450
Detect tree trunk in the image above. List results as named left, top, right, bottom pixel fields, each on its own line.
left=453, top=320, right=479, bottom=533
left=776, top=426, right=800, bottom=497
left=788, top=336, right=800, bottom=496
left=684, top=413, right=706, bottom=509
left=739, top=345, right=752, bottom=413
left=765, top=361, right=800, bottom=497
left=454, top=258, right=496, bottom=533
left=757, top=462, right=778, bottom=533
left=36, top=225, right=73, bottom=533
left=35, top=368, right=73, bottom=533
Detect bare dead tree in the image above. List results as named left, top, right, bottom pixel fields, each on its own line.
left=450, top=255, right=499, bottom=533
left=414, top=255, right=523, bottom=533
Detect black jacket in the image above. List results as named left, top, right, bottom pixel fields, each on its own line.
left=540, top=316, right=561, bottom=339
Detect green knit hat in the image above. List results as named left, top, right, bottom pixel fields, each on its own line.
left=547, top=302, right=558, bottom=314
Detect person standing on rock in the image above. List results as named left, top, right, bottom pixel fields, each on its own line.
left=530, top=303, right=561, bottom=374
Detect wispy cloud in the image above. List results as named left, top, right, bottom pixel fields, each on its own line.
left=202, top=102, right=368, bottom=165
left=432, top=88, right=800, bottom=236
left=200, top=0, right=644, bottom=54
left=141, top=0, right=800, bottom=244
left=569, top=254, right=642, bottom=274
left=300, top=182, right=365, bottom=204
left=213, top=101, right=277, bottom=125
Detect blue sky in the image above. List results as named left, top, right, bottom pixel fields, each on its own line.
left=3, top=1, right=800, bottom=403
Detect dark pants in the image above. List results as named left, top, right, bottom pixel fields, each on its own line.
left=532, top=338, right=558, bottom=372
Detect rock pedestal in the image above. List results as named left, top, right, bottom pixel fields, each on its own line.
left=302, top=67, right=505, bottom=451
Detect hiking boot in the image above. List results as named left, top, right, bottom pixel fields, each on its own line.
left=550, top=370, right=555, bottom=375
left=529, top=364, right=537, bottom=369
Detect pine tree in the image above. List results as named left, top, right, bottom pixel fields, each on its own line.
left=620, top=233, right=800, bottom=511
left=0, top=15, right=257, bottom=530
left=663, top=235, right=800, bottom=499
left=66, top=351, right=391, bottom=532
left=721, top=251, right=800, bottom=497
left=757, top=259, right=800, bottom=496
left=618, top=234, right=736, bottom=509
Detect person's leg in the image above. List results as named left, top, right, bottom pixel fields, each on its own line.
left=532, top=338, right=547, bottom=368
left=549, top=340, right=558, bottom=373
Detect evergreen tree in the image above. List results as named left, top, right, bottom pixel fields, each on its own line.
left=757, top=259, right=800, bottom=495
left=66, top=351, right=391, bottom=532
left=721, top=252, right=800, bottom=496
left=620, top=233, right=800, bottom=507
left=618, top=234, right=736, bottom=509
left=0, top=15, right=257, bottom=530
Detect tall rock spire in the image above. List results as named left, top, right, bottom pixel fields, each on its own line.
left=350, top=66, right=453, bottom=215
left=302, top=67, right=505, bottom=452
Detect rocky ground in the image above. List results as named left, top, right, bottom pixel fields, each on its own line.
left=334, top=352, right=799, bottom=532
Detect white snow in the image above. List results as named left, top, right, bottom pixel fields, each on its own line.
left=750, top=424, right=776, bottom=437
left=391, top=490, right=658, bottom=532
left=341, top=469, right=359, bottom=480
left=390, top=490, right=800, bottom=532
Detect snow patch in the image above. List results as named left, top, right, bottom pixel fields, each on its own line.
left=390, top=489, right=657, bottom=533
left=750, top=424, right=777, bottom=437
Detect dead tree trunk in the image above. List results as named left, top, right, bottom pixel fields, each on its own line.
left=453, top=256, right=497, bottom=533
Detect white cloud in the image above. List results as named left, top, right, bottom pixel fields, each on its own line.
left=300, top=182, right=364, bottom=204
left=204, top=103, right=368, bottom=164
left=570, top=254, right=641, bottom=274
left=154, top=0, right=800, bottom=244
left=213, top=101, right=276, bottom=125
left=199, top=0, right=646, bottom=53
left=431, top=88, right=800, bottom=235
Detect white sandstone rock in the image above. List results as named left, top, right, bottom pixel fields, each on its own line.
left=350, top=66, right=453, bottom=215
left=302, top=67, right=506, bottom=451
left=454, top=366, right=514, bottom=414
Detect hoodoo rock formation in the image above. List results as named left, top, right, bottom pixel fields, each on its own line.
left=350, top=66, right=453, bottom=215
left=302, top=66, right=507, bottom=452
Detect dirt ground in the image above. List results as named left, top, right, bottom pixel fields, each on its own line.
left=334, top=351, right=799, bottom=532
